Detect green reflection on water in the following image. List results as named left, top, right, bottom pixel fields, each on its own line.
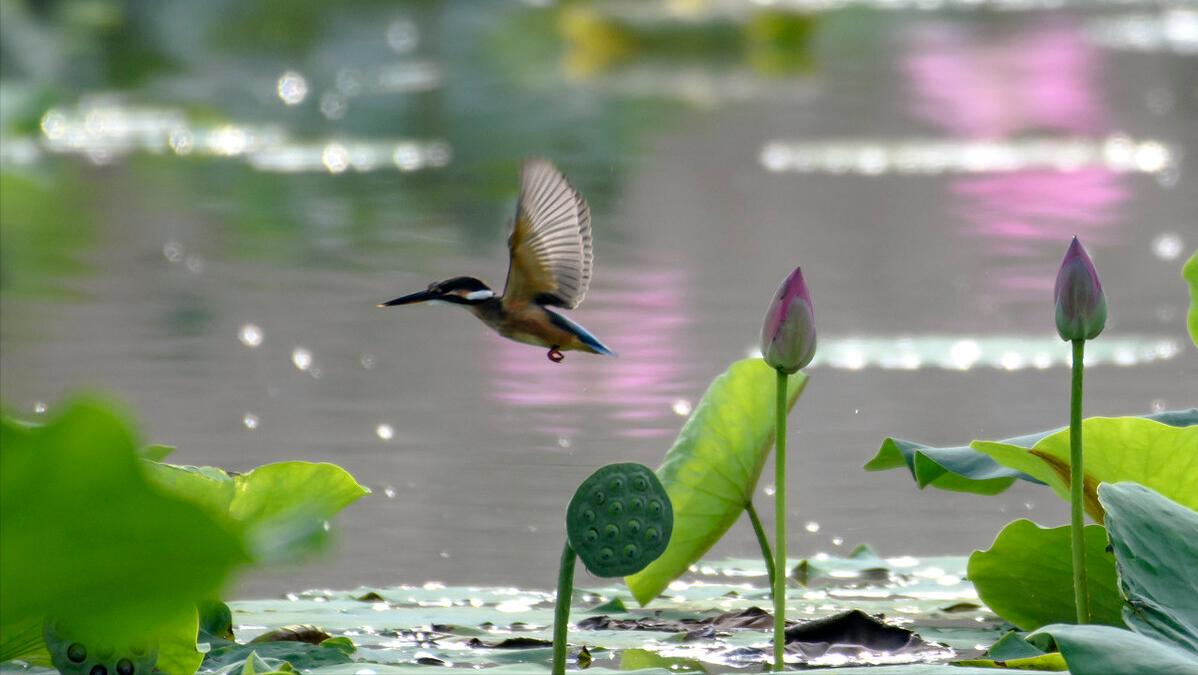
left=0, top=165, right=95, bottom=298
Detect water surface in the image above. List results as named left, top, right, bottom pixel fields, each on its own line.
left=1, top=0, right=1194, bottom=599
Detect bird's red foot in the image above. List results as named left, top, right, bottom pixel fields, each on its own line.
left=548, top=347, right=564, bottom=363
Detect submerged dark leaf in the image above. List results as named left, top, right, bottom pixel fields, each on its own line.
left=578, top=607, right=775, bottom=633
left=784, top=609, right=951, bottom=661
left=248, top=624, right=332, bottom=645
left=940, top=602, right=982, bottom=613
left=482, top=637, right=554, bottom=649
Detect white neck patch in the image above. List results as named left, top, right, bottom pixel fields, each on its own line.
left=464, top=289, right=494, bottom=301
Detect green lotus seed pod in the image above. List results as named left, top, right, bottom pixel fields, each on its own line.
left=42, top=619, right=158, bottom=675
left=566, top=463, right=672, bottom=577
left=68, top=644, right=87, bottom=663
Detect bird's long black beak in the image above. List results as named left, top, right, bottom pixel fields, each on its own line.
left=378, top=290, right=437, bottom=307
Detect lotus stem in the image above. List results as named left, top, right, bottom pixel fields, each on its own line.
left=746, top=501, right=776, bottom=591
left=552, top=541, right=577, bottom=675
left=1069, top=339, right=1090, bottom=624
left=773, top=368, right=788, bottom=671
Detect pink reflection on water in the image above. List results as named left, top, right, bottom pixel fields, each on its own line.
left=904, top=21, right=1106, bottom=138
left=953, top=168, right=1126, bottom=258
left=903, top=20, right=1127, bottom=306
left=485, top=265, right=693, bottom=445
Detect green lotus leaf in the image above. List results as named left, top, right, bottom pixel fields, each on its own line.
left=0, top=399, right=248, bottom=674
left=973, top=416, right=1198, bottom=521
left=139, top=443, right=176, bottom=461
left=864, top=434, right=1034, bottom=494
left=625, top=358, right=806, bottom=606
left=1099, top=482, right=1198, bottom=655
left=143, top=460, right=369, bottom=561
left=967, top=519, right=1122, bottom=630
left=866, top=410, right=1196, bottom=496
left=1184, top=250, right=1198, bottom=350
left=0, top=620, right=45, bottom=665
left=1029, top=624, right=1198, bottom=675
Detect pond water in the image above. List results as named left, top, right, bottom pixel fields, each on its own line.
left=1, top=1, right=1195, bottom=601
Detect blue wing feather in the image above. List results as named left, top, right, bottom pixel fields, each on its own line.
left=546, top=310, right=617, bottom=357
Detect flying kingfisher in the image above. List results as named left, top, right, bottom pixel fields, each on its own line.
left=379, top=158, right=616, bottom=363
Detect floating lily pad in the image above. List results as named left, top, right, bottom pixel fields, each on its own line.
left=792, top=543, right=891, bottom=586
left=203, top=639, right=354, bottom=673
left=201, top=551, right=994, bottom=674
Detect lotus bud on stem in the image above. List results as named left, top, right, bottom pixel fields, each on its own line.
left=1054, top=237, right=1106, bottom=625
left=761, top=266, right=816, bottom=670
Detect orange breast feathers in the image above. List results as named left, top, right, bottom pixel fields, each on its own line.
left=489, top=306, right=595, bottom=353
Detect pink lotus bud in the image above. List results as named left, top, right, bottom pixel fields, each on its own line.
left=1055, top=237, right=1107, bottom=341
left=761, top=267, right=817, bottom=374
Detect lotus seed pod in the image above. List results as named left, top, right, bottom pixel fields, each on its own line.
left=566, top=463, right=672, bottom=577
left=42, top=619, right=158, bottom=675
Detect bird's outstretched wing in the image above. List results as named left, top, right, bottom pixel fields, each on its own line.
left=502, top=158, right=593, bottom=310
